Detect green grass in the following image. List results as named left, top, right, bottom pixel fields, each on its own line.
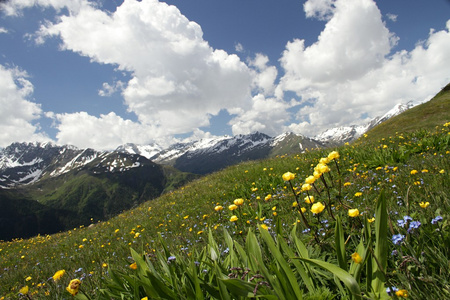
left=1, top=121, right=449, bottom=299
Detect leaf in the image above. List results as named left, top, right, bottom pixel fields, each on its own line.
left=335, top=215, right=348, bottom=271
left=372, top=190, right=388, bottom=295
left=298, top=258, right=361, bottom=299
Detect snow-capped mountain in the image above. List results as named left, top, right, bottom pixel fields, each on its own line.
left=315, top=102, right=415, bottom=145
left=0, top=142, right=155, bottom=188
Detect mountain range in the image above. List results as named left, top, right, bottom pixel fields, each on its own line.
left=0, top=101, right=414, bottom=240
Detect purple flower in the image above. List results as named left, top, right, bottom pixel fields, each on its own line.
left=431, top=216, right=443, bottom=224
left=397, top=215, right=413, bottom=228
left=386, top=287, right=398, bottom=295
left=407, top=221, right=421, bottom=233
left=392, top=234, right=405, bottom=245
left=167, top=256, right=176, bottom=264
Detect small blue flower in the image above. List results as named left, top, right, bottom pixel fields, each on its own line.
left=386, top=286, right=398, bottom=295
left=431, top=216, right=443, bottom=224
left=397, top=219, right=407, bottom=227
left=403, top=215, right=413, bottom=222
left=391, top=250, right=398, bottom=256
left=167, top=256, right=176, bottom=263
left=407, top=221, right=421, bottom=233
left=392, top=234, right=405, bottom=245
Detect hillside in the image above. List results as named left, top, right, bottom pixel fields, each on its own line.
left=0, top=116, right=449, bottom=298
left=363, top=82, right=450, bottom=142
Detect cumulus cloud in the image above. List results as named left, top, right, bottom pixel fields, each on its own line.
left=386, top=13, right=397, bottom=22
left=304, top=0, right=336, bottom=21
left=33, top=0, right=253, bottom=141
left=0, top=65, right=49, bottom=146
left=0, top=27, right=8, bottom=34
left=278, top=0, right=450, bottom=136
left=0, top=0, right=86, bottom=16
left=98, top=80, right=125, bottom=97
left=248, top=53, right=278, bottom=96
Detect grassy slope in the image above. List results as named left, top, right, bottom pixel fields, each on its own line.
left=0, top=86, right=449, bottom=299
left=363, top=82, right=450, bottom=142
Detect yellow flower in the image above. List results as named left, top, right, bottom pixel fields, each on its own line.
left=102, top=263, right=108, bottom=268
left=304, top=175, right=316, bottom=184
left=214, top=205, right=223, bottom=212
left=292, top=201, right=298, bottom=208
left=19, top=286, right=29, bottom=295
left=134, top=233, right=140, bottom=238
left=282, top=171, right=295, bottom=181
left=230, top=215, right=238, bottom=222
left=367, top=217, right=375, bottom=223
left=129, top=262, right=137, bottom=270
left=316, top=163, right=330, bottom=174
left=348, top=208, right=360, bottom=217
left=264, top=194, right=272, bottom=201
left=395, top=289, right=408, bottom=298
left=354, top=192, right=362, bottom=197
left=343, top=182, right=352, bottom=187
left=301, top=207, right=307, bottom=213
left=25, top=276, right=32, bottom=281
left=319, top=157, right=330, bottom=164
left=114, top=229, right=120, bottom=233
left=419, top=201, right=430, bottom=208
left=410, top=170, right=418, bottom=175
left=66, top=279, right=81, bottom=296
left=439, top=169, right=445, bottom=174
left=260, top=224, right=268, bottom=230
left=142, top=297, right=149, bottom=300
left=328, top=151, right=340, bottom=160
left=311, top=202, right=325, bottom=214
left=53, top=270, right=66, bottom=281
left=197, top=230, right=203, bottom=235
left=301, top=183, right=312, bottom=191
left=351, top=252, right=362, bottom=264
left=228, top=204, right=238, bottom=211
left=234, top=198, right=244, bottom=206
left=304, top=195, right=315, bottom=204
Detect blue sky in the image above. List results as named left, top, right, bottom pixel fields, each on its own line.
left=0, top=0, right=449, bottom=150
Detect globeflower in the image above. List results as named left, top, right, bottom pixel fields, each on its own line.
left=230, top=215, right=238, bottom=222
left=410, top=170, right=418, bottom=175
left=319, top=157, right=329, bottom=164
left=328, top=151, right=340, bottom=160
left=351, top=252, right=362, bottom=264
left=234, top=198, right=244, bottom=206
left=53, top=269, right=66, bottom=281
left=129, top=262, right=137, bottom=270
left=214, top=205, right=223, bottom=212
left=282, top=172, right=295, bottom=181
left=316, top=163, right=330, bottom=174
left=310, top=202, right=325, bottom=214
left=19, top=286, right=29, bottom=295
left=66, top=279, right=81, bottom=296
left=301, top=183, right=312, bottom=192
left=264, top=194, right=272, bottom=201
left=304, top=175, right=316, bottom=184
left=348, top=208, right=360, bottom=217
left=304, top=195, right=315, bottom=204
left=228, top=204, right=238, bottom=211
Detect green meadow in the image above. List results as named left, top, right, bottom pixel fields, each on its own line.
left=1, top=84, right=449, bottom=299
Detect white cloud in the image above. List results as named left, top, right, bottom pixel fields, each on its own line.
left=278, top=0, right=450, bottom=136
left=386, top=13, right=397, bottom=22
left=0, top=65, right=49, bottom=146
left=32, top=0, right=253, bottom=141
left=98, top=80, right=125, bottom=97
left=304, top=0, right=336, bottom=21
left=248, top=53, right=278, bottom=96
left=0, top=0, right=86, bottom=16
left=0, top=27, right=8, bottom=34
left=235, top=42, right=244, bottom=52
left=229, top=94, right=292, bottom=136
left=52, top=111, right=164, bottom=150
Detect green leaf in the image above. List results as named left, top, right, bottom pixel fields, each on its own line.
left=298, top=258, right=361, bottom=299
left=372, top=190, right=388, bottom=295
left=335, top=215, right=348, bottom=271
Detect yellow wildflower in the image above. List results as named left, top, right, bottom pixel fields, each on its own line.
left=354, top=192, right=362, bottom=197
left=395, top=289, right=408, bottom=298
left=264, top=194, right=272, bottom=201
left=304, top=195, right=315, bottom=204
left=214, top=205, right=223, bottom=211
left=25, top=276, right=32, bottom=282
left=311, top=202, right=325, bottom=214
left=53, top=270, right=66, bottom=281
left=328, top=151, right=340, bottom=160
left=301, top=183, right=312, bottom=192
left=19, top=286, right=29, bottom=295
left=129, top=262, right=137, bottom=270
left=230, top=215, right=238, bottom=222
left=292, top=201, right=298, bottom=208
left=367, top=217, right=375, bottom=223
left=419, top=201, right=430, bottom=208
left=304, top=175, right=316, bottom=184
left=410, top=170, right=418, bottom=175
left=234, top=198, right=244, bottom=206
left=282, top=171, right=295, bottom=181
left=351, top=252, right=362, bottom=264
left=260, top=224, right=268, bottom=230
left=228, top=204, right=238, bottom=211
left=348, top=209, right=360, bottom=217
left=66, top=279, right=81, bottom=296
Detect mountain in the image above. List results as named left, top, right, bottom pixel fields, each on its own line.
left=0, top=142, right=193, bottom=240
left=314, top=102, right=415, bottom=145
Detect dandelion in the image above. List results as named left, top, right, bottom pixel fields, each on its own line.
left=348, top=208, right=360, bottom=217
left=351, top=252, right=362, bottom=264
left=66, top=279, right=81, bottom=296
left=282, top=172, right=295, bottom=181
left=230, top=215, right=238, bottom=222
left=419, top=201, right=430, bottom=208
left=311, top=202, right=325, bottom=214
left=304, top=195, right=315, bottom=204
left=53, top=269, right=66, bottom=281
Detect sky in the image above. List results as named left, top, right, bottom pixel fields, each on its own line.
left=0, top=0, right=449, bottom=150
